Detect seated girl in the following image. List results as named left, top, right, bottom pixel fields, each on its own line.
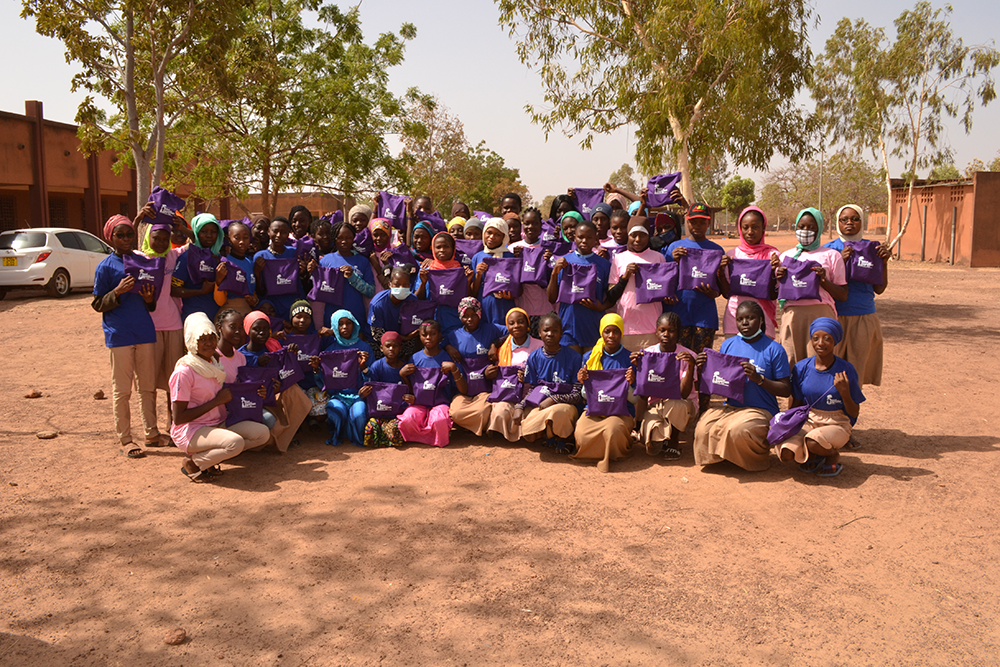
left=284, top=300, right=327, bottom=421
left=693, top=301, right=792, bottom=472
left=322, top=309, right=373, bottom=446
left=398, top=320, right=466, bottom=447
left=774, top=317, right=865, bottom=478
left=447, top=297, right=505, bottom=437
left=487, top=307, right=542, bottom=442
left=361, top=331, right=416, bottom=448
left=215, top=307, right=279, bottom=432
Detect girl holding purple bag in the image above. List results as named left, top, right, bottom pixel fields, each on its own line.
left=172, top=213, right=224, bottom=322
left=361, top=331, right=416, bottom=448
left=471, top=218, right=517, bottom=326
left=322, top=309, right=373, bottom=447
left=823, top=204, right=890, bottom=392
left=773, top=208, right=848, bottom=366
left=508, top=207, right=553, bottom=337
left=397, top=320, right=467, bottom=447
left=252, top=217, right=308, bottom=321
left=547, top=218, right=611, bottom=352
left=368, top=265, right=423, bottom=362
left=718, top=207, right=779, bottom=338
left=214, top=220, right=259, bottom=317
left=415, top=232, right=474, bottom=334
left=214, top=308, right=279, bottom=433
left=317, top=221, right=377, bottom=338
left=445, top=297, right=506, bottom=437
left=486, top=308, right=542, bottom=442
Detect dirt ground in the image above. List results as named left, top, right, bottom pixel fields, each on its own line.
left=2, top=237, right=1000, bottom=666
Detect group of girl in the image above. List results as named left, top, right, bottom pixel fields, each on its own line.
left=92, top=183, right=888, bottom=481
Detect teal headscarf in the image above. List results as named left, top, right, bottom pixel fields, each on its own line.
left=793, top=207, right=824, bottom=258
left=192, top=213, right=224, bottom=256
left=329, top=309, right=362, bottom=348
left=559, top=210, right=584, bottom=242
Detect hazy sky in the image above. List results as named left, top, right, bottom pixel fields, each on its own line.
left=2, top=0, right=997, bottom=205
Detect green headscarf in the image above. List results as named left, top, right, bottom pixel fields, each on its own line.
left=560, top=210, right=585, bottom=242
left=139, top=225, right=169, bottom=258
left=793, top=207, right=824, bottom=258
left=192, top=213, right=224, bottom=256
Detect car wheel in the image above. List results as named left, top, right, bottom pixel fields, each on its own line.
left=0, top=288, right=6, bottom=300
left=45, top=268, right=71, bottom=298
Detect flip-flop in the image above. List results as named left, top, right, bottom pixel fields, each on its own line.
left=202, top=465, right=224, bottom=478
left=799, top=456, right=826, bottom=474
left=844, top=438, right=862, bottom=451
left=663, top=447, right=682, bottom=461
left=122, top=444, right=145, bottom=459
left=817, top=462, right=844, bottom=477
left=144, top=438, right=167, bottom=448
left=180, top=466, right=213, bottom=483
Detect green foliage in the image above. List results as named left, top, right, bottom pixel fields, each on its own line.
left=928, top=163, right=961, bottom=181
left=606, top=164, right=639, bottom=195
left=964, top=152, right=1000, bottom=177
left=719, top=175, right=755, bottom=216
left=687, top=153, right=728, bottom=208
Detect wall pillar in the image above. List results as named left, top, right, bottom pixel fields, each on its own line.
left=25, top=100, right=49, bottom=228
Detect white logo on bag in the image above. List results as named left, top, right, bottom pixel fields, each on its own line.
left=712, top=371, right=730, bottom=387
left=384, top=210, right=396, bottom=219
left=500, top=379, right=518, bottom=388
left=654, top=184, right=671, bottom=195
left=319, top=281, right=336, bottom=293
left=645, top=278, right=662, bottom=291
left=476, top=344, right=488, bottom=355
left=199, top=260, right=213, bottom=272
left=542, top=231, right=556, bottom=241
left=410, top=315, right=424, bottom=325
left=439, top=286, right=454, bottom=295
left=297, top=351, right=310, bottom=361
left=421, top=380, right=436, bottom=390
left=376, top=400, right=393, bottom=412
left=691, top=266, right=707, bottom=279
left=494, top=273, right=511, bottom=283
left=597, top=390, right=615, bottom=403
left=240, top=397, right=257, bottom=408
left=275, top=274, right=293, bottom=285
left=328, top=368, right=348, bottom=378
left=469, top=371, right=484, bottom=381
left=138, top=269, right=155, bottom=281
left=791, top=276, right=808, bottom=288
left=647, top=370, right=666, bottom=383
left=279, top=369, right=294, bottom=380
left=826, top=394, right=843, bottom=406
left=159, top=204, right=173, bottom=215
left=571, top=283, right=585, bottom=293
left=857, top=256, right=874, bottom=268
left=522, top=262, right=535, bottom=273
left=582, top=204, right=593, bottom=214
left=739, top=274, right=757, bottom=287
left=552, top=372, right=565, bottom=383
left=234, top=271, right=246, bottom=283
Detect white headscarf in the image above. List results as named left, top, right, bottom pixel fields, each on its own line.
left=175, top=312, right=227, bottom=384
left=482, top=218, right=510, bottom=258
left=835, top=204, right=866, bottom=242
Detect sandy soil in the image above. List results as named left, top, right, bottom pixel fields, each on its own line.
left=2, top=239, right=999, bottom=666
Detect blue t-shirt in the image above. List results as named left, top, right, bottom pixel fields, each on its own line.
left=824, top=239, right=877, bottom=316
left=368, top=357, right=406, bottom=385
left=411, top=348, right=457, bottom=401
left=93, top=253, right=156, bottom=348
left=319, top=252, right=375, bottom=335
left=222, top=253, right=256, bottom=300
left=238, top=343, right=270, bottom=368
left=254, top=246, right=303, bottom=321
left=173, top=247, right=219, bottom=322
left=665, top=238, right=724, bottom=329
left=446, top=322, right=504, bottom=359
left=791, top=356, right=866, bottom=425
left=720, top=335, right=791, bottom=416
left=525, top=346, right=583, bottom=385
left=558, top=251, right=611, bottom=348
left=368, top=289, right=415, bottom=332
left=472, top=250, right=516, bottom=328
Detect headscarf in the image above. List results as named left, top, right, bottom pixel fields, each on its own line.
left=458, top=296, right=481, bottom=319
left=592, top=202, right=613, bottom=220
left=428, top=231, right=462, bottom=270
left=368, top=217, right=399, bottom=250
left=627, top=216, right=650, bottom=236
left=243, top=310, right=281, bottom=353
left=498, top=307, right=531, bottom=367
left=411, top=221, right=435, bottom=245
left=736, top=207, right=778, bottom=260
left=605, top=192, right=629, bottom=210
left=448, top=217, right=467, bottom=232
left=175, top=312, right=227, bottom=384
left=809, top=316, right=843, bottom=346
left=559, top=211, right=584, bottom=242
left=483, top=218, right=510, bottom=258
left=793, top=207, right=824, bottom=258
left=586, top=313, right=626, bottom=370
left=627, top=200, right=643, bottom=215
left=139, top=223, right=171, bottom=257
left=289, top=299, right=312, bottom=320
left=835, top=204, right=866, bottom=242
left=330, top=309, right=362, bottom=347
left=349, top=204, right=373, bottom=226
left=103, top=215, right=133, bottom=243
left=192, top=213, right=224, bottom=256
left=464, top=217, right=484, bottom=234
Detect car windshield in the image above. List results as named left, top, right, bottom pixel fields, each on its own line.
left=0, top=232, right=48, bottom=250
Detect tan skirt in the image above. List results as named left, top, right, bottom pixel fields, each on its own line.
left=450, top=393, right=492, bottom=436
left=270, top=384, right=311, bottom=452
left=778, top=303, right=837, bottom=366
left=621, top=333, right=658, bottom=354
left=153, top=328, right=185, bottom=391
left=693, top=405, right=773, bottom=471
left=573, top=413, right=634, bottom=462
left=836, top=313, right=883, bottom=386
left=521, top=404, right=579, bottom=441
left=774, top=408, right=853, bottom=464
left=487, top=401, right=521, bottom=442
left=640, top=398, right=695, bottom=445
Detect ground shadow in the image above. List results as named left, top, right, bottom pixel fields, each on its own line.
left=854, top=428, right=1000, bottom=459
left=877, top=298, right=1000, bottom=342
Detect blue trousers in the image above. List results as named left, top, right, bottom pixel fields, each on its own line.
left=326, top=396, right=367, bottom=446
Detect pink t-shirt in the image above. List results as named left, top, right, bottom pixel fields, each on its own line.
left=778, top=247, right=846, bottom=310
left=508, top=240, right=553, bottom=317
left=723, top=247, right=778, bottom=336
left=610, top=248, right=665, bottom=335
left=217, top=347, right=247, bottom=383
left=643, top=342, right=698, bottom=402
left=145, top=246, right=184, bottom=332
left=506, top=336, right=543, bottom=367
left=168, top=363, right=226, bottom=451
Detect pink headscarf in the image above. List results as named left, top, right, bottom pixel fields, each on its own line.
left=734, top=206, right=778, bottom=325
left=243, top=310, right=282, bottom=353
left=103, top=215, right=133, bottom=243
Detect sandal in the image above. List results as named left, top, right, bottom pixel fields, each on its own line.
left=844, top=437, right=862, bottom=451
left=202, top=465, right=224, bottom=478
left=180, top=464, right=215, bottom=483
left=144, top=437, right=166, bottom=448
left=663, top=447, right=682, bottom=461
left=122, top=444, right=145, bottom=459
left=799, top=456, right=826, bottom=473
left=817, top=462, right=844, bottom=477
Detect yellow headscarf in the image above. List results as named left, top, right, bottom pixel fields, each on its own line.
left=586, top=313, right=625, bottom=370
left=498, top=307, right=530, bottom=367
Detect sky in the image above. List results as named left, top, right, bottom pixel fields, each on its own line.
left=2, top=0, right=998, bottom=205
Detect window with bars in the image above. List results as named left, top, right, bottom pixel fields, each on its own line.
left=49, top=197, right=68, bottom=227
left=0, top=196, right=16, bottom=231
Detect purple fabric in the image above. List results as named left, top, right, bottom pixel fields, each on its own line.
left=319, top=350, right=360, bottom=393
left=352, top=227, right=375, bottom=258
left=472, top=211, right=492, bottom=224
left=574, top=188, right=606, bottom=221
left=556, top=263, right=597, bottom=304
left=218, top=257, right=250, bottom=296
left=293, top=235, right=316, bottom=261
left=481, top=257, right=521, bottom=297
left=224, top=382, right=265, bottom=427
left=519, top=246, right=550, bottom=287
left=634, top=263, right=679, bottom=304
left=330, top=211, right=344, bottom=225
left=524, top=382, right=574, bottom=408
left=378, top=192, right=408, bottom=231
left=399, top=300, right=437, bottom=335
left=584, top=369, right=631, bottom=417
left=186, top=245, right=217, bottom=283
left=462, top=356, right=492, bottom=396
left=428, top=268, right=468, bottom=308
left=365, top=381, right=407, bottom=418
left=698, top=349, right=747, bottom=403
left=267, top=347, right=306, bottom=392
left=268, top=317, right=284, bottom=335
left=236, top=365, right=279, bottom=405
left=540, top=219, right=558, bottom=242
left=388, top=245, right=415, bottom=269
left=454, top=239, right=483, bottom=259
left=728, top=258, right=773, bottom=299
left=645, top=172, right=683, bottom=208
left=123, top=253, right=165, bottom=300
left=417, top=210, right=447, bottom=234
left=541, top=239, right=573, bottom=257
left=766, top=404, right=811, bottom=445
left=307, top=265, right=345, bottom=304
left=262, top=258, right=300, bottom=296
left=845, top=240, right=884, bottom=285
left=778, top=257, right=821, bottom=301
left=487, top=366, right=524, bottom=404
left=147, top=187, right=185, bottom=226
left=677, top=247, right=723, bottom=292
left=411, top=366, right=448, bottom=407
left=634, top=351, right=682, bottom=399
left=284, top=334, right=320, bottom=376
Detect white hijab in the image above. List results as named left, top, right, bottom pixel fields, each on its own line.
left=482, top=218, right=510, bottom=258
left=835, top=204, right=866, bottom=242
left=175, top=312, right=227, bottom=384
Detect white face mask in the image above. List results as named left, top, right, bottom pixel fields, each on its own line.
left=390, top=287, right=410, bottom=300
left=795, top=229, right=817, bottom=247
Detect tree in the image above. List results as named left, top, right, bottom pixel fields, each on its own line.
left=607, top=163, right=639, bottom=194
left=495, top=0, right=814, bottom=202
left=928, top=163, right=961, bottom=181
left=688, top=153, right=728, bottom=207
left=22, top=0, right=243, bottom=209
left=813, top=2, right=999, bottom=249
left=965, top=151, right=1000, bottom=177
left=719, top=175, right=755, bottom=217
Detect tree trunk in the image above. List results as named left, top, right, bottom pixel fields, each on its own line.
left=673, top=137, right=694, bottom=204
left=879, top=134, right=892, bottom=245
left=153, top=68, right=166, bottom=189
left=260, top=152, right=272, bottom=219
left=123, top=11, right=150, bottom=208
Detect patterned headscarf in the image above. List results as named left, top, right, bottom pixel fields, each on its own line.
left=458, top=296, right=481, bottom=319
left=103, top=215, right=133, bottom=243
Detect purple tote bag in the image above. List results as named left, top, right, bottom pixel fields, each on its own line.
left=236, top=365, right=279, bottom=405
left=454, top=239, right=483, bottom=260
left=388, top=245, right=416, bottom=269
left=186, top=245, right=217, bottom=283
left=411, top=366, right=448, bottom=407
left=584, top=369, right=631, bottom=417
left=352, top=227, right=375, bottom=258
left=557, top=263, right=597, bottom=305
left=319, top=349, right=361, bottom=393
left=728, top=258, right=774, bottom=299
left=634, top=351, right=682, bottom=400
left=767, top=382, right=837, bottom=445
left=123, top=253, right=165, bottom=300
left=487, top=366, right=524, bottom=404
left=778, top=257, right=821, bottom=302
left=428, top=268, right=468, bottom=308
left=541, top=238, right=573, bottom=258
left=218, top=257, right=250, bottom=296
left=634, top=263, right=679, bottom=304
left=399, top=300, right=437, bottom=336
left=307, top=265, right=344, bottom=305
left=481, top=257, right=521, bottom=296
left=293, top=235, right=316, bottom=261
left=845, top=240, right=885, bottom=285
left=677, top=247, right=723, bottom=292
left=365, top=381, right=408, bottom=418
left=574, top=187, right=606, bottom=221
left=378, top=191, right=408, bottom=231
left=224, top=382, right=265, bottom=427
left=472, top=211, right=492, bottom=224
left=262, top=258, right=300, bottom=296
left=524, top=382, right=575, bottom=408
left=267, top=347, right=306, bottom=392
left=698, top=349, right=747, bottom=403
left=284, top=334, right=320, bottom=376
left=541, top=219, right=558, bottom=242
left=462, top=356, right=492, bottom=396
left=519, top=246, right=550, bottom=287
left=417, top=210, right=447, bottom=234
left=645, top=173, right=683, bottom=208
left=148, top=187, right=185, bottom=226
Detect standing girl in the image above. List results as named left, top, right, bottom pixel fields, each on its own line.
left=718, top=206, right=779, bottom=338
left=172, top=212, right=223, bottom=322
left=215, top=220, right=258, bottom=317
left=318, top=221, right=377, bottom=337
left=252, top=216, right=308, bottom=321
left=607, top=216, right=672, bottom=352
left=508, top=207, right=552, bottom=337
left=416, top=232, right=474, bottom=334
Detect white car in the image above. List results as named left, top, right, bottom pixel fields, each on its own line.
left=0, top=227, right=114, bottom=299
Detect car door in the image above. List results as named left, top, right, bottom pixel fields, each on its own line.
left=54, top=232, right=93, bottom=288
left=75, top=232, right=112, bottom=287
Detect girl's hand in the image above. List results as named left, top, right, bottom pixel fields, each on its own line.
left=215, top=387, right=233, bottom=405
left=318, top=326, right=334, bottom=337
left=258, top=354, right=270, bottom=367
left=138, top=283, right=156, bottom=303
left=595, top=247, right=609, bottom=259
left=357, top=351, right=369, bottom=367
left=811, top=265, right=827, bottom=281
left=543, top=250, right=553, bottom=261
left=538, top=397, right=555, bottom=409
left=476, top=262, right=488, bottom=275
left=774, top=265, right=787, bottom=280
left=244, top=294, right=259, bottom=307
left=380, top=249, right=392, bottom=263
left=309, top=356, right=321, bottom=370
left=340, top=265, right=354, bottom=279
left=115, top=275, right=136, bottom=295
left=625, top=367, right=635, bottom=384
left=200, top=280, right=214, bottom=295
left=694, top=283, right=719, bottom=298
left=306, top=258, right=318, bottom=274
left=257, top=384, right=267, bottom=399
left=358, top=384, right=373, bottom=398
left=403, top=394, right=415, bottom=405
left=215, top=262, right=228, bottom=284
left=566, top=187, right=576, bottom=198
left=577, top=368, right=589, bottom=383
left=579, top=298, right=603, bottom=311
left=629, top=350, right=643, bottom=365
left=676, top=351, right=694, bottom=367
left=623, top=262, right=638, bottom=279
left=418, top=262, right=430, bottom=282
left=517, top=368, right=525, bottom=382
left=603, top=182, right=614, bottom=193
left=496, top=290, right=513, bottom=300
left=769, top=253, right=781, bottom=269
left=286, top=342, right=299, bottom=355
left=254, top=257, right=265, bottom=274
left=741, top=360, right=762, bottom=384
left=695, top=351, right=708, bottom=370
left=662, top=295, right=679, bottom=305
left=464, top=266, right=474, bottom=278
left=134, top=202, right=156, bottom=225
left=877, top=243, right=892, bottom=260
left=840, top=246, right=854, bottom=262
left=273, top=329, right=287, bottom=341
left=671, top=247, right=688, bottom=261
left=441, top=361, right=458, bottom=375
left=669, top=187, right=688, bottom=209
left=399, top=363, right=416, bottom=378
left=446, top=346, right=462, bottom=364
left=719, top=255, right=731, bottom=269
left=552, top=257, right=568, bottom=273
left=511, top=246, right=523, bottom=257
left=484, top=365, right=499, bottom=380
left=834, top=370, right=851, bottom=396
left=271, top=378, right=281, bottom=393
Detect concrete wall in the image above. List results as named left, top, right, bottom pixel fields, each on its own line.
left=894, top=182, right=974, bottom=265
left=971, top=172, right=1000, bottom=267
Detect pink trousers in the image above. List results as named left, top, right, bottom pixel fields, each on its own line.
left=397, top=404, right=452, bottom=447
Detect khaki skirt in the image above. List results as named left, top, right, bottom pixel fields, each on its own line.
left=487, top=401, right=521, bottom=442
left=153, top=328, right=185, bottom=391
left=450, top=393, right=492, bottom=436
left=778, top=303, right=837, bottom=366
left=573, top=413, right=634, bottom=462
left=521, top=404, right=579, bottom=441
left=837, top=312, right=883, bottom=386
left=693, top=405, right=773, bottom=471
left=773, top=408, right=853, bottom=464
